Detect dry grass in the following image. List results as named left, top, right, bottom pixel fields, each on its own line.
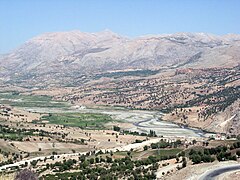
left=0, top=173, right=15, bottom=180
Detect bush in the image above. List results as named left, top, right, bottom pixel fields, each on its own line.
left=113, top=126, right=120, bottom=132
left=191, top=155, right=201, bottom=164
left=30, top=160, right=38, bottom=167
left=182, top=157, right=187, bottom=168
left=236, top=150, right=240, bottom=156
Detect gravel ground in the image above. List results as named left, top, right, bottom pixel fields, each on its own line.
left=165, top=161, right=239, bottom=180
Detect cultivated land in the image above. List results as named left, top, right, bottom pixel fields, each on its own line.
left=0, top=64, right=239, bottom=180
left=0, top=91, right=239, bottom=179
left=57, top=65, right=240, bottom=135
left=0, top=31, right=239, bottom=179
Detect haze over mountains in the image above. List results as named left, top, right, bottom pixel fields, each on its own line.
left=0, top=30, right=240, bottom=87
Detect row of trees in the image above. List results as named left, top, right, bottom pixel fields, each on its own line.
left=188, top=143, right=240, bottom=164
left=150, top=139, right=182, bottom=149
left=39, top=146, right=186, bottom=180
left=41, top=155, right=159, bottom=180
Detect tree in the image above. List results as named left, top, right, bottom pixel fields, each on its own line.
left=95, top=157, right=99, bottom=163
left=191, top=155, right=201, bottom=164
left=81, top=139, right=85, bottom=144
left=181, top=157, right=187, bottom=168
left=143, top=145, right=148, bottom=151
left=113, top=126, right=120, bottom=132
left=202, top=155, right=214, bottom=162
left=149, top=130, right=157, bottom=137
left=30, top=160, right=38, bottom=167
left=192, top=139, right=197, bottom=145
left=106, top=156, right=112, bottom=163
left=178, top=151, right=185, bottom=157
left=81, top=161, right=89, bottom=169
left=89, top=158, right=94, bottom=164
left=189, top=149, right=196, bottom=156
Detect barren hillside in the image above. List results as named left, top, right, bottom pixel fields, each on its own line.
left=0, top=31, right=240, bottom=87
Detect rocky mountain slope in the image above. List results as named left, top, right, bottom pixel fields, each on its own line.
left=213, top=99, right=240, bottom=135
left=0, top=30, right=240, bottom=86
left=57, top=65, right=239, bottom=135
left=0, top=30, right=239, bottom=135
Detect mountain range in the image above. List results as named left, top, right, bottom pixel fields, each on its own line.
left=0, top=30, right=240, bottom=86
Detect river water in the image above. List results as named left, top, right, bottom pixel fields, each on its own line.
left=22, top=105, right=205, bottom=138
left=73, top=107, right=205, bottom=138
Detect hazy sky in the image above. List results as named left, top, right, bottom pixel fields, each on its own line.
left=0, top=0, right=240, bottom=53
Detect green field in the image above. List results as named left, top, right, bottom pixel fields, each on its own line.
left=152, top=148, right=182, bottom=157
left=40, top=113, right=113, bottom=129
left=113, top=148, right=182, bottom=160
left=0, top=91, right=115, bottom=130
left=0, top=92, right=69, bottom=109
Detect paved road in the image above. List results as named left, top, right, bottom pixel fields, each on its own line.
left=0, top=137, right=162, bottom=171
left=199, top=164, right=240, bottom=180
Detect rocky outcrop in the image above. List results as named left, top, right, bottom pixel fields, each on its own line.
left=198, top=99, right=240, bottom=135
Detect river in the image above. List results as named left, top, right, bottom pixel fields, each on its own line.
left=21, top=104, right=206, bottom=138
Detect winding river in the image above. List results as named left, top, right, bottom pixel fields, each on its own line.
left=15, top=99, right=207, bottom=138
left=73, top=107, right=206, bottom=138
left=0, top=92, right=207, bottom=138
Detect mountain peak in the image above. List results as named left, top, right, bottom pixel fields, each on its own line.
left=94, top=29, right=123, bottom=38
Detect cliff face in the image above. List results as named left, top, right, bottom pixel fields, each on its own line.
left=213, top=99, right=240, bottom=135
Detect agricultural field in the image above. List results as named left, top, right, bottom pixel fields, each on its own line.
left=0, top=91, right=236, bottom=180
left=112, top=148, right=182, bottom=160
left=39, top=113, right=113, bottom=129
left=0, top=92, right=69, bottom=109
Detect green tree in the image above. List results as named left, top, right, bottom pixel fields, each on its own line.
left=143, top=145, right=148, bottom=151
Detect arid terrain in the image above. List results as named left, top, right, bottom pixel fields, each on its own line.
left=39, top=65, right=239, bottom=135
left=0, top=30, right=239, bottom=179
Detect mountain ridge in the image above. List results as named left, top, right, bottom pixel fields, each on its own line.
left=0, top=30, right=240, bottom=86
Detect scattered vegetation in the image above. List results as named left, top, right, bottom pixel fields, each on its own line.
left=187, top=142, right=240, bottom=164
left=94, top=69, right=160, bottom=79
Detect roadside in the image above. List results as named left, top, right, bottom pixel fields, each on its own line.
left=165, top=161, right=240, bottom=180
